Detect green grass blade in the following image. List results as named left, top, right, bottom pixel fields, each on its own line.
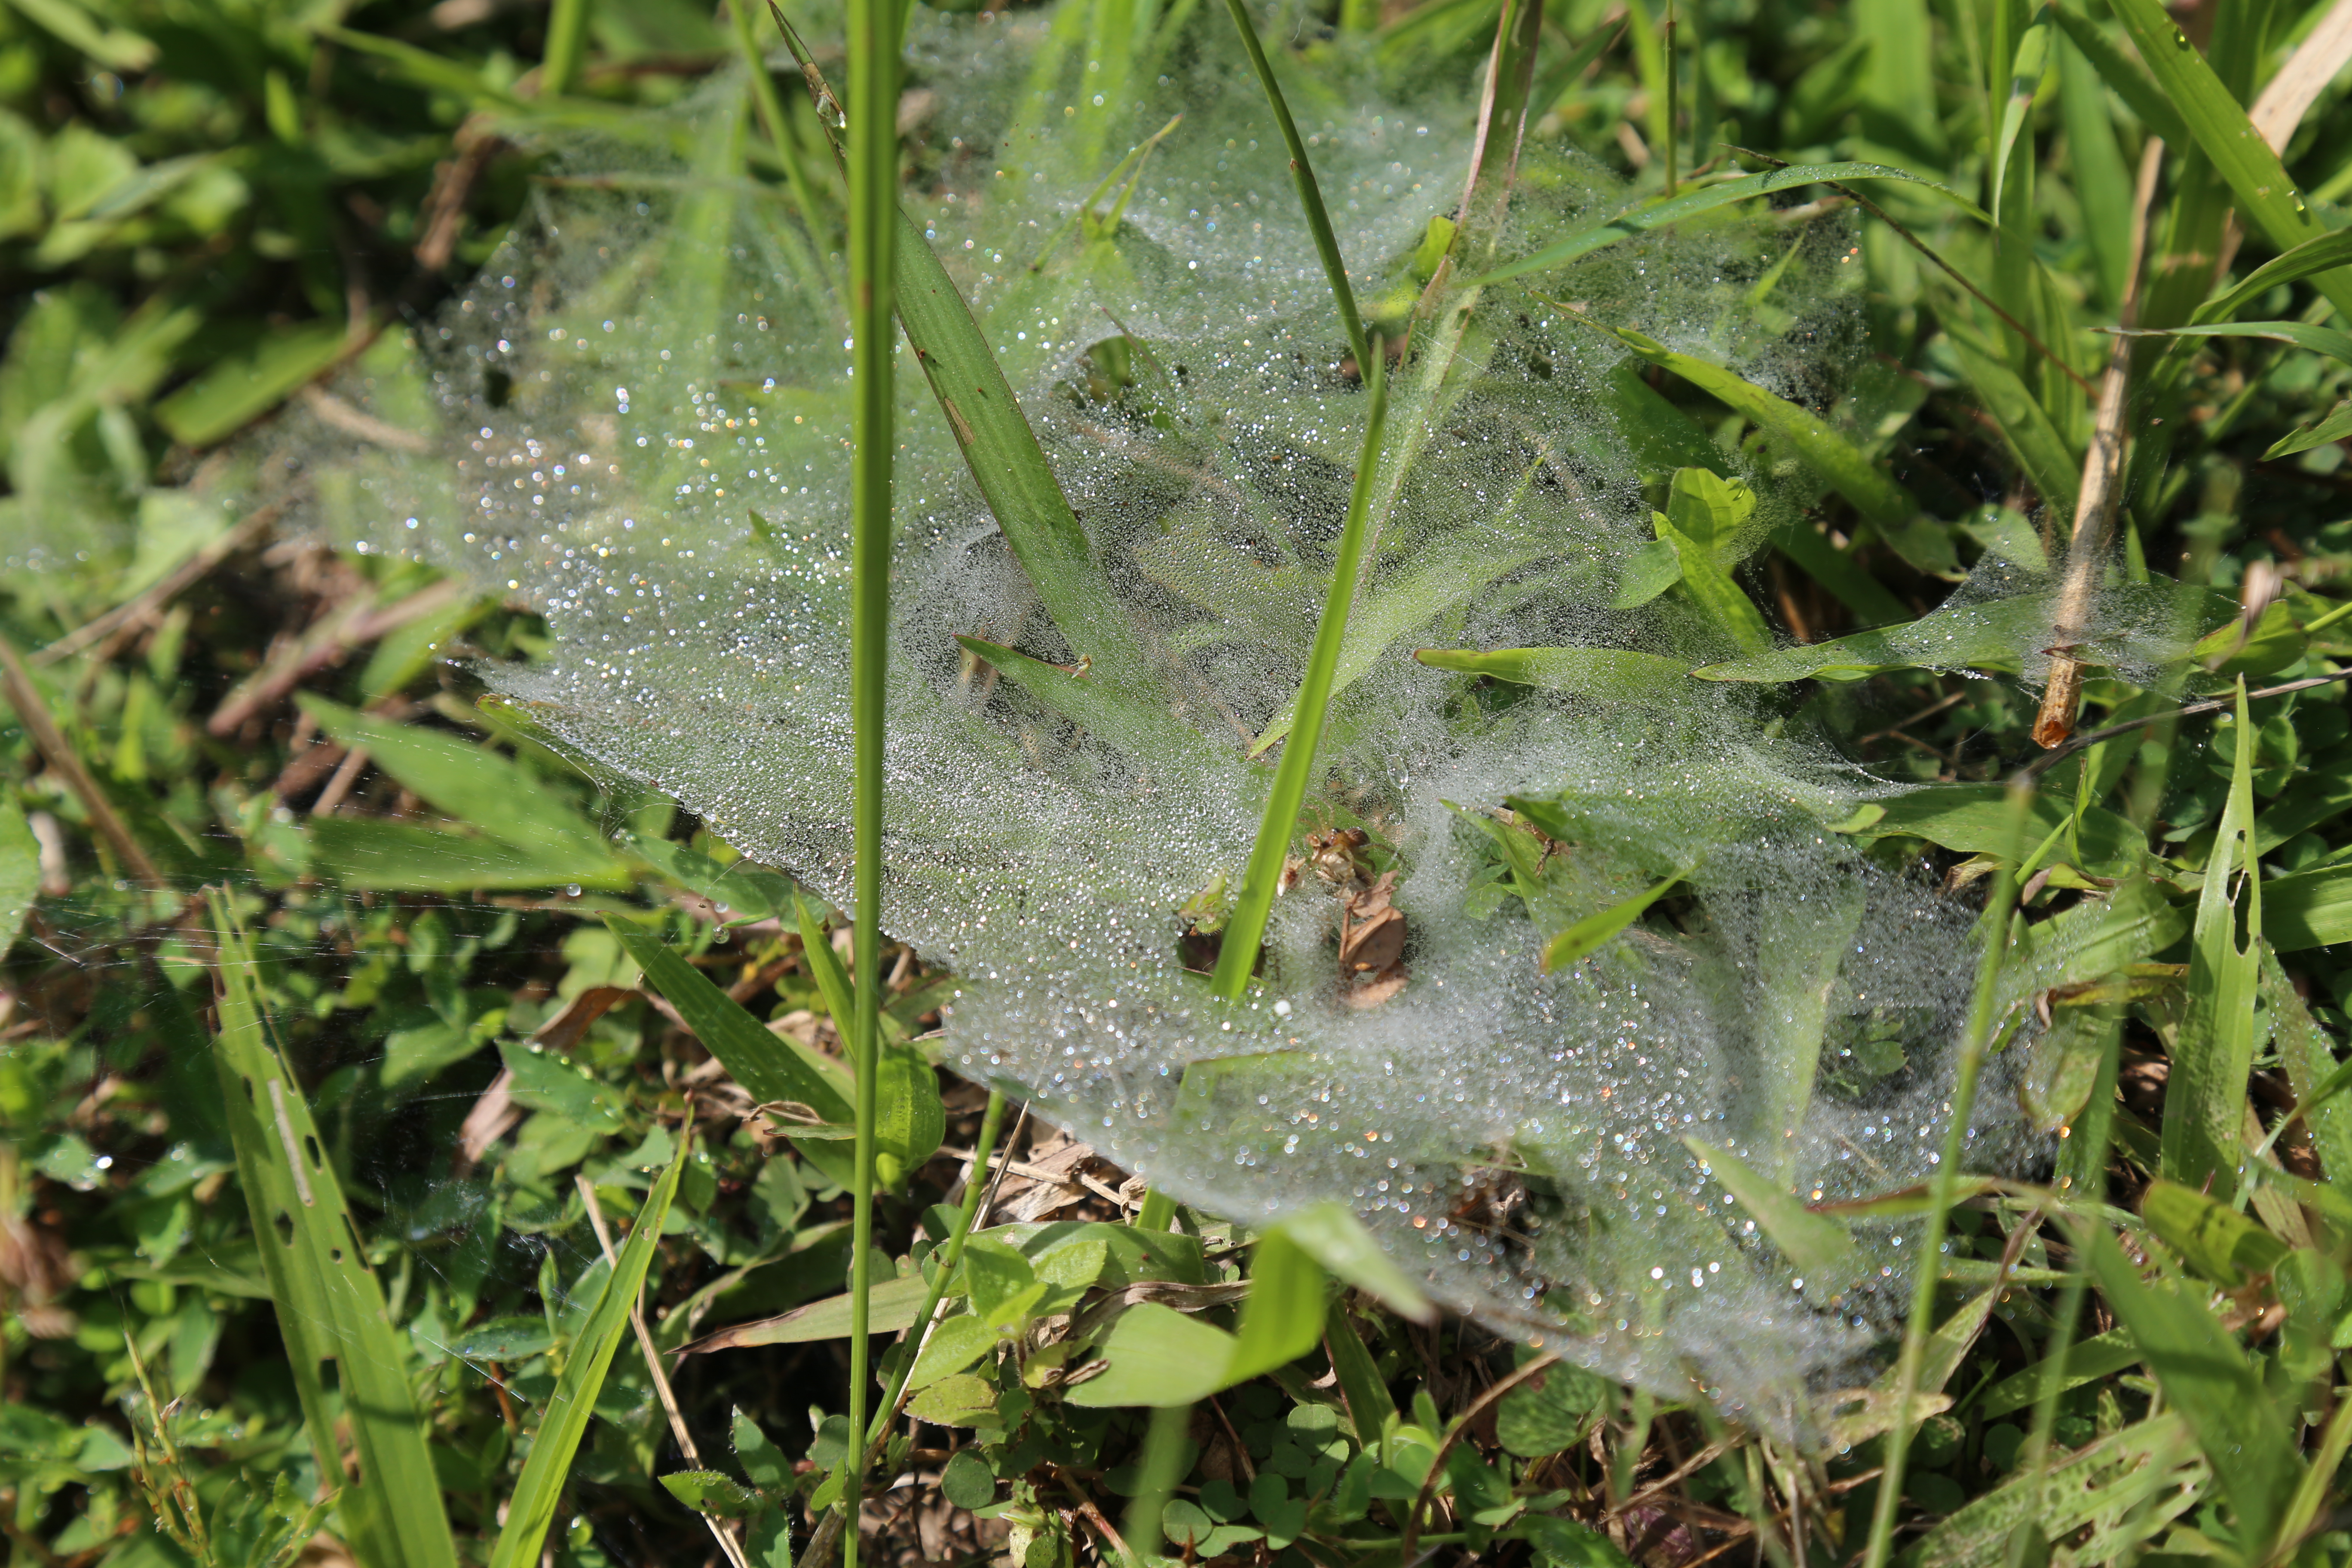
left=2073, top=1218, right=2301, bottom=1550
left=2264, top=942, right=2352, bottom=1184
left=726, top=0, right=828, bottom=242
left=1684, top=1138, right=1856, bottom=1278
left=205, top=890, right=456, bottom=1568
left=1210, top=349, right=1392, bottom=999
left=1988, top=6, right=2050, bottom=227
left=2101, top=0, right=2352, bottom=322
left=1465, top=163, right=1971, bottom=288
left=1859, top=782, right=2032, bottom=1568
left=2055, top=27, right=2135, bottom=309
left=1412, top=645, right=1697, bottom=701
left=1220, top=0, right=1371, bottom=374
left=2048, top=6, right=2188, bottom=147
left=768, top=13, right=1152, bottom=690
left=605, top=916, right=853, bottom=1124
left=2188, top=230, right=2352, bottom=326
left=1939, top=318, right=2084, bottom=512
left=2159, top=680, right=2261, bottom=1197
left=953, top=634, right=1231, bottom=772
left=1545, top=866, right=1690, bottom=971
left=487, top=1141, right=688, bottom=1568
left=1228, top=1227, right=1331, bottom=1383
left=1769, top=517, right=1914, bottom=625
left=2128, top=319, right=2352, bottom=364
left=537, top=0, right=587, bottom=95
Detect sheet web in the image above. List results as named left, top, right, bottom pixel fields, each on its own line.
left=266, top=12, right=2173, bottom=1435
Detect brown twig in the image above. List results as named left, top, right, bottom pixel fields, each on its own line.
left=0, top=634, right=165, bottom=886
left=2034, top=138, right=2166, bottom=749
left=35, top=505, right=280, bottom=666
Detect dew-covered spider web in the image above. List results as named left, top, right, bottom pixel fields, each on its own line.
left=267, top=5, right=2214, bottom=1438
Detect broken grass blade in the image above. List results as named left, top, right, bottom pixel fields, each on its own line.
left=2102, top=0, right=2352, bottom=323
left=1544, top=865, right=1691, bottom=972
left=205, top=890, right=456, bottom=1568
left=1464, top=162, right=1969, bottom=288
left=1210, top=347, right=1392, bottom=1000
left=488, top=1139, right=689, bottom=1568
left=1220, top=0, right=1372, bottom=376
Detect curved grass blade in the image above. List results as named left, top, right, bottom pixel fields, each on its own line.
left=205, top=890, right=457, bottom=1568
left=1464, top=163, right=1972, bottom=288
left=1544, top=865, right=1690, bottom=971
left=2267, top=398, right=2352, bottom=461
left=1414, top=645, right=1697, bottom=701
left=2124, top=319, right=2352, bottom=365
left=1210, top=350, right=1392, bottom=999
left=488, top=1140, right=689, bottom=1568
left=2101, top=0, right=2352, bottom=322
left=2189, top=230, right=2352, bottom=327
left=2048, top=6, right=2188, bottom=147
left=954, top=634, right=1232, bottom=772
left=1219, top=0, right=1372, bottom=374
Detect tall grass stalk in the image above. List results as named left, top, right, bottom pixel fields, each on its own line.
left=1209, top=346, right=1390, bottom=1000
left=1859, top=779, right=2036, bottom=1568
left=842, top=0, right=898, bottom=1548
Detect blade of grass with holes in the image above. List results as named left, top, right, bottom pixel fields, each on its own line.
left=206, top=889, right=457, bottom=1568
left=486, top=1139, right=688, bottom=1568
left=2160, top=680, right=2262, bottom=1198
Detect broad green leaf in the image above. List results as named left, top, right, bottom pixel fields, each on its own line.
left=2265, top=943, right=2352, bottom=1185
left=2141, top=1179, right=2288, bottom=1289
left=732, top=1407, right=792, bottom=1491
left=1496, top=1357, right=1608, bottom=1458
left=206, top=891, right=457, bottom=1568
left=1466, top=163, right=1966, bottom=288
left=659, top=1470, right=764, bottom=1517
left=1656, top=514, right=1771, bottom=655
left=2075, top=1219, right=2300, bottom=1551
left=1663, top=467, right=1757, bottom=557
left=1228, top=1228, right=1329, bottom=1383
left=907, top=1312, right=999, bottom=1390
left=496, top=1039, right=627, bottom=1127
left=2161, top=683, right=2261, bottom=1197
left=1272, top=1201, right=1434, bottom=1323
left=1683, top=1137, right=1857, bottom=1277
left=1695, top=592, right=2067, bottom=683
left=490, top=1145, right=685, bottom=1568
left=1849, top=784, right=2143, bottom=870
left=905, top=1373, right=998, bottom=1426
left=873, top=1041, right=946, bottom=1189
left=1599, top=325, right=1951, bottom=574
left=679, top=1273, right=931, bottom=1354
left=1066, top=1302, right=1237, bottom=1407
left=306, top=817, right=635, bottom=894
left=298, top=697, right=615, bottom=859
left=1543, top=866, right=1688, bottom=972
left=0, top=796, right=37, bottom=953
left=1609, top=538, right=1682, bottom=607
left=2099, top=0, right=2352, bottom=322
left=153, top=323, right=347, bottom=447
left=1412, top=645, right=1695, bottom=701
left=1517, top=1515, right=1639, bottom=1568
left=2265, top=863, right=2352, bottom=952
left=443, top=1316, right=557, bottom=1362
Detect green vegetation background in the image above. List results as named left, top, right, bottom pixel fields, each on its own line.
left=4, top=0, right=2352, bottom=1565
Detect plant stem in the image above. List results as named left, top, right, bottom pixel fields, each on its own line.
left=1662, top=0, right=1677, bottom=198
left=1209, top=344, right=1391, bottom=1001
left=1859, top=778, right=2034, bottom=1568
left=842, top=0, right=897, bottom=1549
left=1123, top=1402, right=1194, bottom=1564
left=1219, top=0, right=1372, bottom=377
left=540, top=0, right=588, bottom=96
left=726, top=0, right=827, bottom=239
left=858, top=1090, right=1008, bottom=1461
